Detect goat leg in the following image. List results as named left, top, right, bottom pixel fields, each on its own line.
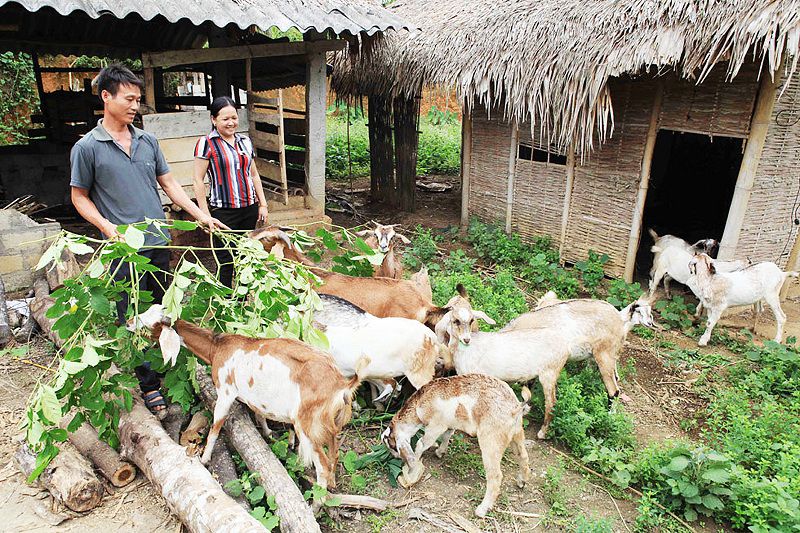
left=435, top=429, right=455, bottom=458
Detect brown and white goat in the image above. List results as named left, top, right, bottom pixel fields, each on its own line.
left=688, top=253, right=798, bottom=346
left=127, top=304, right=365, bottom=489
left=249, top=226, right=446, bottom=326
left=381, top=374, right=531, bottom=517
left=356, top=222, right=410, bottom=279
left=440, top=288, right=654, bottom=439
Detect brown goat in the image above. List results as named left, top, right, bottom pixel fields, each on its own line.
left=356, top=222, right=410, bottom=279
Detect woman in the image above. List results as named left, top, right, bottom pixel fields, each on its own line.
left=193, top=96, right=269, bottom=287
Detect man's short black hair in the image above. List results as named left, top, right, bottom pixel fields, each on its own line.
left=95, top=64, right=144, bottom=100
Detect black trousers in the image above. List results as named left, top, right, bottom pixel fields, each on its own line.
left=114, top=248, right=170, bottom=394
left=210, top=203, right=259, bottom=288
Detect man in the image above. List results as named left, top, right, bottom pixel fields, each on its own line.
left=70, top=64, right=226, bottom=414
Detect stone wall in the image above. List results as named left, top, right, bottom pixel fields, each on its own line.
left=0, top=210, right=61, bottom=292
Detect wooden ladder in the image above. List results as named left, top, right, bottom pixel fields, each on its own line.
left=246, top=59, right=289, bottom=205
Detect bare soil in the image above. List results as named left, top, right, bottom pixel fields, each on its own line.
left=1, top=179, right=794, bottom=532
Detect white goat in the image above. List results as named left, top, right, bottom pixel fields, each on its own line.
left=381, top=374, right=531, bottom=517
left=441, top=288, right=654, bottom=439
left=648, top=228, right=746, bottom=301
left=313, top=294, right=449, bottom=403
left=356, top=222, right=410, bottom=279
left=688, top=253, right=798, bottom=346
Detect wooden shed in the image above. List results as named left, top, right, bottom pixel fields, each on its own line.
left=333, top=0, right=800, bottom=280
left=0, top=0, right=412, bottom=228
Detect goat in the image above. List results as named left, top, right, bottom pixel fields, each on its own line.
left=127, top=304, right=365, bottom=489
left=441, top=288, right=654, bottom=439
left=433, top=284, right=496, bottom=347
left=250, top=226, right=447, bottom=326
left=648, top=229, right=746, bottom=302
left=356, top=222, right=410, bottom=279
left=688, top=253, right=798, bottom=346
left=381, top=374, right=531, bottom=517
left=313, top=294, right=450, bottom=403
left=503, top=292, right=656, bottom=403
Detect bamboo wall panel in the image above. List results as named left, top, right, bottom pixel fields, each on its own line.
left=511, top=159, right=567, bottom=247
left=468, top=105, right=511, bottom=225
left=659, top=62, right=759, bottom=138
left=737, top=71, right=800, bottom=268
left=563, top=79, right=657, bottom=277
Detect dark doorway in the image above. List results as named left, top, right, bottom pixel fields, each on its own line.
left=634, top=130, right=743, bottom=279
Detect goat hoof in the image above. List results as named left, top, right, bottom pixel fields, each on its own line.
left=618, top=392, right=632, bottom=404
left=475, top=504, right=489, bottom=518
left=537, top=428, right=548, bottom=440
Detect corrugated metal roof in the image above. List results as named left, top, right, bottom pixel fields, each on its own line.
left=5, top=0, right=415, bottom=36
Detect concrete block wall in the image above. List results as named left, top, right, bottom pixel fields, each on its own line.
left=0, top=210, right=61, bottom=292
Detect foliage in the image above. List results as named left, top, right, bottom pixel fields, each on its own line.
left=653, top=296, right=696, bottom=332
left=426, top=105, right=459, bottom=126
left=431, top=269, right=528, bottom=330
left=632, top=442, right=734, bottom=522
left=417, top=115, right=461, bottom=175
left=402, top=225, right=440, bottom=271
left=542, top=464, right=570, bottom=517
left=634, top=492, right=689, bottom=533
left=606, top=279, right=642, bottom=310
left=298, top=227, right=383, bottom=277
left=442, top=249, right=475, bottom=273
left=0, top=52, right=38, bottom=145
left=24, top=222, right=326, bottom=480
left=574, top=250, right=609, bottom=297
left=325, top=117, right=371, bottom=181
left=572, top=514, right=615, bottom=533
left=225, top=472, right=280, bottom=530
left=345, top=443, right=404, bottom=488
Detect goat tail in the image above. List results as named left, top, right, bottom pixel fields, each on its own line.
left=346, top=355, right=371, bottom=393
left=648, top=228, right=659, bottom=242
left=650, top=244, right=663, bottom=254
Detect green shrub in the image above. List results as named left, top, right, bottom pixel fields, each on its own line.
left=442, top=249, right=475, bottom=273
left=1, top=52, right=38, bottom=145
left=403, top=225, right=440, bottom=271
left=653, top=296, right=696, bottom=331
left=573, top=515, right=615, bottom=533
left=606, top=279, right=643, bottom=309
left=325, top=118, right=370, bottom=180
left=417, top=120, right=461, bottom=175
left=574, top=250, right=609, bottom=297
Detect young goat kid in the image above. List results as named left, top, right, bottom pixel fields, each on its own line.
left=381, top=374, right=530, bottom=517
left=688, top=253, right=798, bottom=346
left=356, top=222, right=410, bottom=279
left=127, top=304, right=364, bottom=489
left=440, top=288, right=654, bottom=438
left=313, top=294, right=449, bottom=403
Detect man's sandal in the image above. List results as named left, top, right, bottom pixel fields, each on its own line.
left=143, top=390, right=167, bottom=418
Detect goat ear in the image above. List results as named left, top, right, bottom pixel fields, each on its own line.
left=270, top=242, right=286, bottom=260
left=396, top=233, right=411, bottom=244
left=456, top=283, right=468, bottom=299
left=158, top=326, right=181, bottom=366
left=708, top=261, right=717, bottom=274
left=472, top=310, right=496, bottom=325
left=424, top=306, right=449, bottom=329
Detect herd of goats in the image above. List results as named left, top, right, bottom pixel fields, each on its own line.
left=126, top=223, right=798, bottom=517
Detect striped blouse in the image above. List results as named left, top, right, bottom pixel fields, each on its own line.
left=194, top=130, right=257, bottom=208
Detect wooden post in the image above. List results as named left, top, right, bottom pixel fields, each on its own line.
left=460, top=111, right=472, bottom=227
left=558, top=146, right=577, bottom=261
left=393, top=95, right=421, bottom=212
left=142, top=67, right=156, bottom=114
left=718, top=70, right=781, bottom=261
left=504, top=121, right=520, bottom=233
left=305, top=51, right=327, bottom=206
left=368, top=95, right=395, bottom=203
left=623, top=82, right=664, bottom=282
left=277, top=89, right=289, bottom=205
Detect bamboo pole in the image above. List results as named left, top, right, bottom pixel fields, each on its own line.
left=718, top=70, right=781, bottom=261
left=558, top=146, right=577, bottom=262
left=460, top=111, right=473, bottom=228
left=623, top=81, right=664, bottom=282
left=505, top=121, right=520, bottom=234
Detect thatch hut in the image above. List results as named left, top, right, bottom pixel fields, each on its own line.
left=333, top=0, right=800, bottom=280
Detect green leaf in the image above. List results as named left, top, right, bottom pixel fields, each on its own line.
left=317, top=229, right=339, bottom=251
left=27, top=443, right=58, bottom=483
left=66, top=240, right=94, bottom=255
left=123, top=226, right=145, bottom=250
left=701, top=494, right=724, bottom=510
left=701, top=468, right=731, bottom=483
left=35, top=239, right=65, bottom=271
left=171, top=219, right=198, bottom=231
left=667, top=455, right=690, bottom=472
left=248, top=485, right=266, bottom=504
left=683, top=507, right=698, bottom=522
left=67, top=411, right=85, bottom=432
left=39, top=385, right=62, bottom=424
left=86, top=260, right=105, bottom=278
left=343, top=450, right=358, bottom=473
left=224, top=479, right=243, bottom=496
left=324, top=495, right=341, bottom=507
left=261, top=515, right=279, bottom=531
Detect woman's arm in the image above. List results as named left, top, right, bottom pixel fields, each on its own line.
left=192, top=157, right=211, bottom=216
left=250, top=162, right=269, bottom=224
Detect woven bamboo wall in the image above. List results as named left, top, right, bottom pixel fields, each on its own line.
left=562, top=79, right=658, bottom=277
left=468, top=106, right=511, bottom=225
left=737, top=70, right=800, bottom=268
left=659, top=62, right=759, bottom=138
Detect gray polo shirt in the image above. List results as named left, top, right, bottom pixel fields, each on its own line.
left=70, top=120, right=170, bottom=246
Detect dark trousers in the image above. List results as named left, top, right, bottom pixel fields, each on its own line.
left=210, top=204, right=259, bottom=288
left=114, top=248, right=170, bottom=394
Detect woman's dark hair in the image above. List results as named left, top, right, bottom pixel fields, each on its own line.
left=95, top=64, right=144, bottom=100
left=210, top=96, right=238, bottom=118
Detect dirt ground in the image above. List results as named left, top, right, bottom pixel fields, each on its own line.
left=1, top=179, right=796, bottom=532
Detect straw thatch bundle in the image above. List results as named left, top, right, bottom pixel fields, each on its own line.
left=332, top=0, right=800, bottom=155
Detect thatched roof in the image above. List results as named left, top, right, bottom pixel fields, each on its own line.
left=332, top=0, right=800, bottom=153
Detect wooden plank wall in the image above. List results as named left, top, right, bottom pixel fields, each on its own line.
left=142, top=110, right=249, bottom=204
left=563, top=79, right=658, bottom=276
left=467, top=105, right=511, bottom=225
left=737, top=70, right=800, bottom=268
